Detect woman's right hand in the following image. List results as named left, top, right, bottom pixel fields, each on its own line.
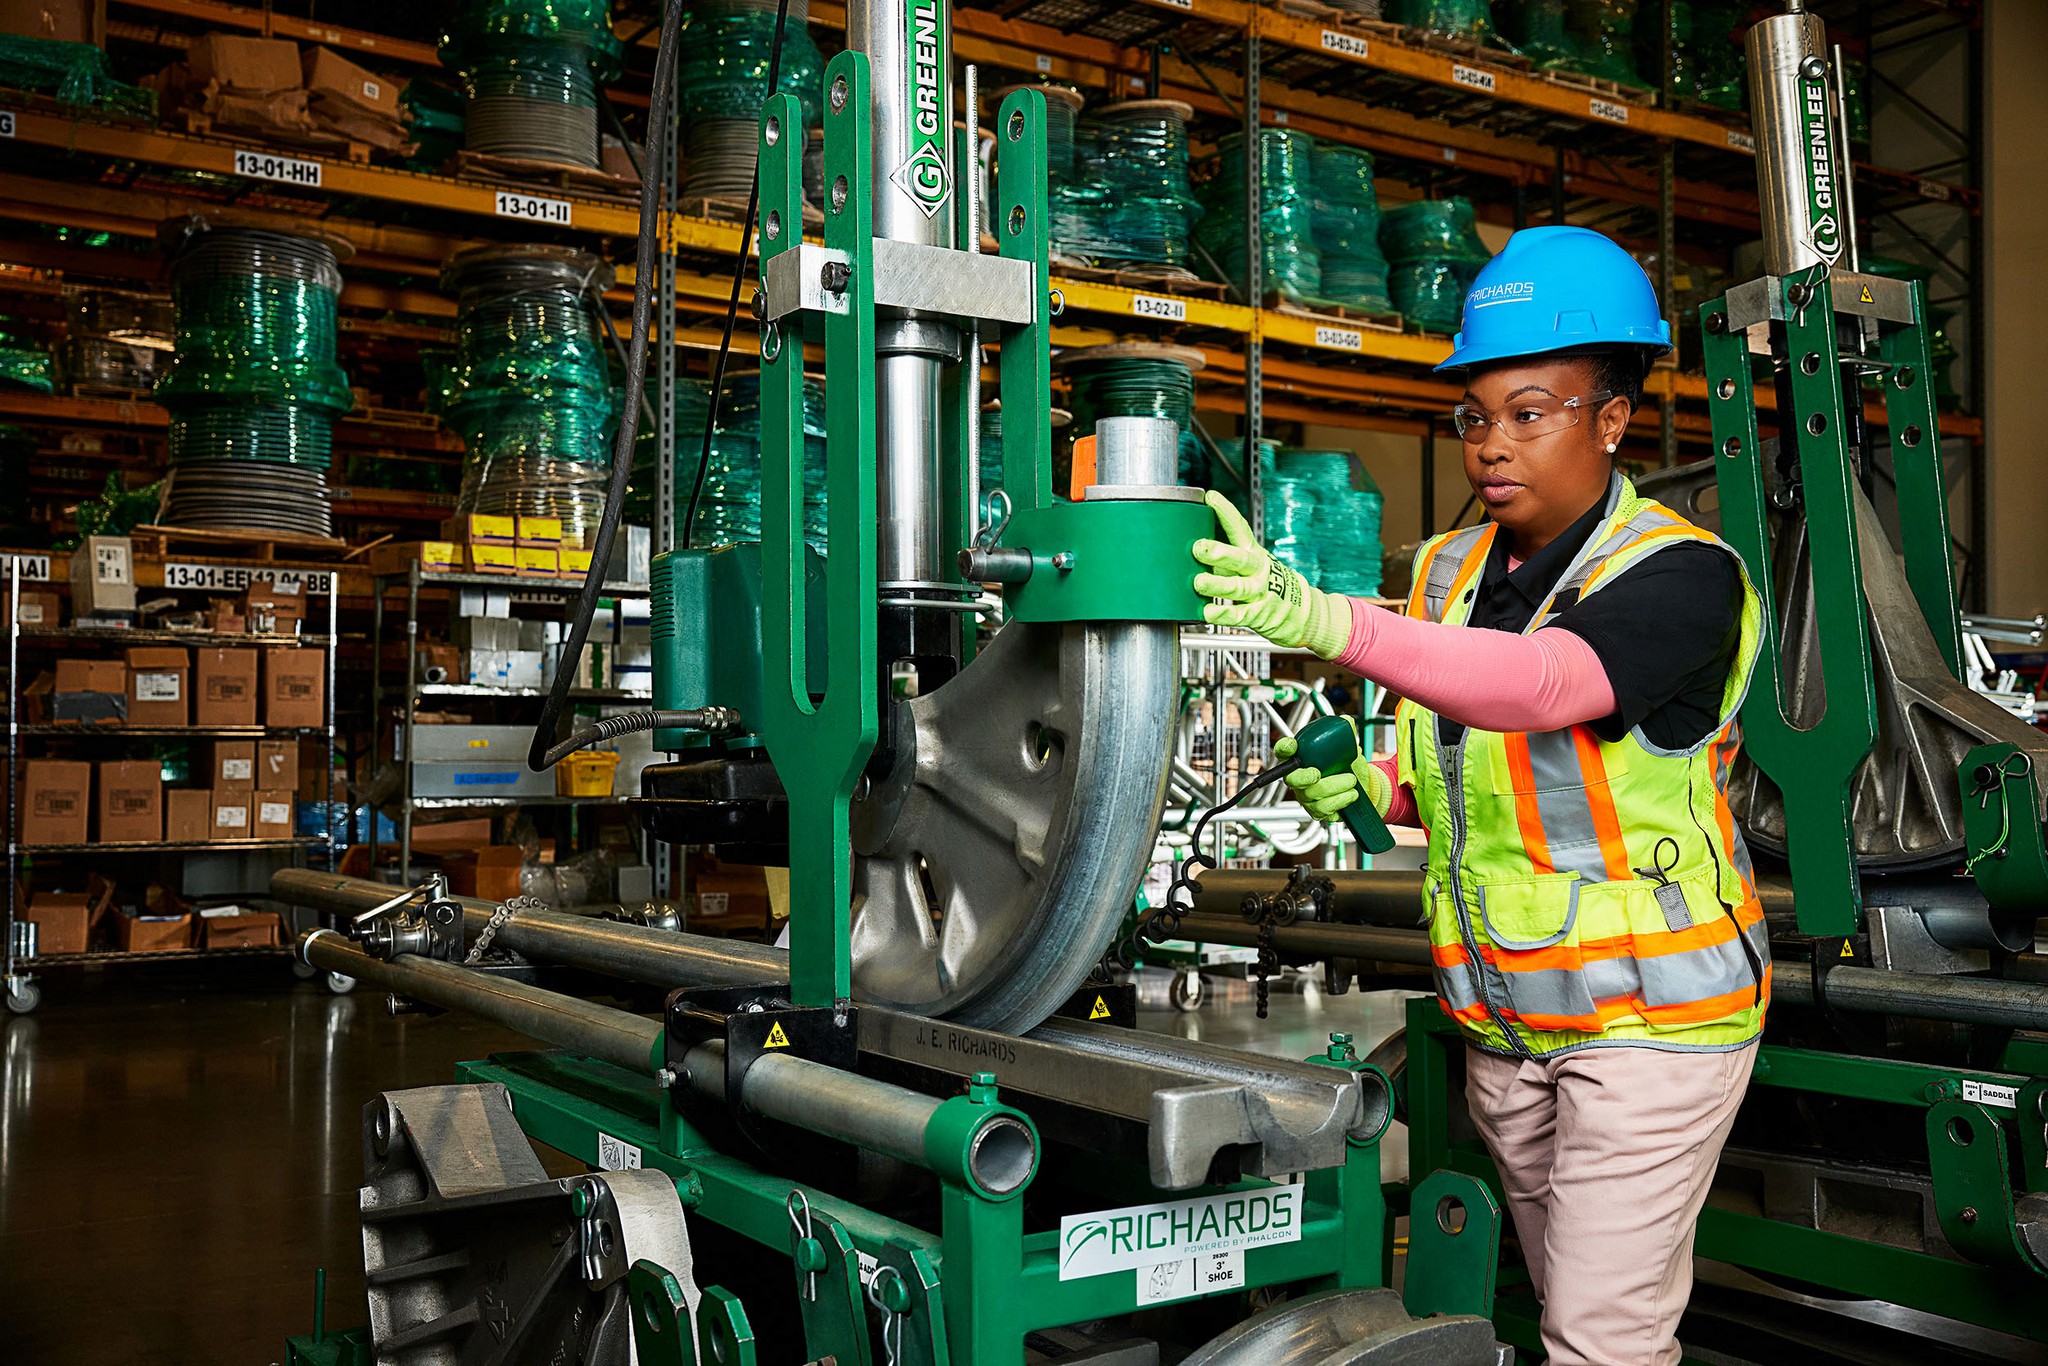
left=1274, top=726, right=1394, bottom=824
left=1193, top=492, right=1351, bottom=660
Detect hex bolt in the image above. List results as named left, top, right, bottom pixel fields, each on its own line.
left=1960, top=1207, right=1980, bottom=1225
left=678, top=1172, right=706, bottom=1209
left=654, top=1067, right=679, bottom=1089
left=1326, top=1031, right=1356, bottom=1062
left=820, top=260, right=852, bottom=294
left=1051, top=551, right=1076, bottom=571
left=968, top=1071, right=999, bottom=1104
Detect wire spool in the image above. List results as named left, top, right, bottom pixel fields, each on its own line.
left=1378, top=196, right=1492, bottom=334
left=1263, top=471, right=1320, bottom=586
left=678, top=0, right=826, bottom=201
left=1310, top=145, right=1394, bottom=313
left=991, top=83, right=1083, bottom=183
left=63, top=286, right=173, bottom=393
left=1058, top=342, right=1208, bottom=488
left=440, top=0, right=623, bottom=170
left=1505, top=0, right=1646, bottom=87
left=1196, top=129, right=1320, bottom=304
left=154, top=219, right=351, bottom=535
left=1279, top=448, right=1383, bottom=597
left=0, top=317, right=52, bottom=394
left=1688, top=3, right=1747, bottom=111
left=1321, top=0, right=1383, bottom=14
left=1058, top=100, right=1201, bottom=270
left=679, top=371, right=830, bottom=552
left=976, top=401, right=1072, bottom=498
left=1384, top=0, right=1495, bottom=43
left=440, top=244, right=619, bottom=548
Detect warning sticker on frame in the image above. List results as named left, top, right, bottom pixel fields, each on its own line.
left=597, top=1132, right=644, bottom=1170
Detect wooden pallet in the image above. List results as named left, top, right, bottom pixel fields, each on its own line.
left=1268, top=298, right=1407, bottom=333
left=677, top=193, right=828, bottom=230
left=1051, top=258, right=1234, bottom=301
left=453, top=149, right=640, bottom=202
left=1530, top=67, right=1648, bottom=103
left=67, top=384, right=154, bottom=403
left=177, top=109, right=373, bottom=164
left=129, top=523, right=351, bottom=560
left=1278, top=10, right=1536, bottom=72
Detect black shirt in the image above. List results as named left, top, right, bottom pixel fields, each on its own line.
left=1437, top=486, right=1744, bottom=752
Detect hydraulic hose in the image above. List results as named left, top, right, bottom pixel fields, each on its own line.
left=535, top=705, right=741, bottom=770
left=526, top=0, right=687, bottom=773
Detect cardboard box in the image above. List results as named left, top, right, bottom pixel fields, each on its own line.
left=4, top=588, right=59, bottom=630
left=19, top=759, right=90, bottom=844
left=369, top=540, right=461, bottom=577
left=204, top=910, right=282, bottom=949
left=117, top=913, right=193, bottom=953
left=253, top=790, right=294, bottom=839
left=97, top=759, right=161, bottom=843
left=451, top=513, right=516, bottom=545
left=516, top=545, right=560, bottom=577
left=21, top=889, right=100, bottom=956
left=210, top=790, right=252, bottom=841
left=195, top=648, right=258, bottom=725
left=1, top=0, right=97, bottom=44
left=188, top=33, right=301, bottom=94
left=467, top=542, right=517, bottom=575
left=454, top=617, right=522, bottom=652
left=516, top=515, right=564, bottom=547
left=125, top=646, right=189, bottom=726
left=165, top=788, right=211, bottom=842
left=476, top=846, right=525, bottom=902
left=302, top=45, right=398, bottom=117
left=503, top=651, right=544, bottom=690
left=690, top=856, right=772, bottom=930
left=257, top=739, right=295, bottom=786
left=243, top=591, right=305, bottom=636
left=46, top=658, right=127, bottom=724
left=560, top=545, right=595, bottom=575
left=211, top=740, right=256, bottom=790
left=69, top=535, right=134, bottom=617
left=264, top=648, right=325, bottom=727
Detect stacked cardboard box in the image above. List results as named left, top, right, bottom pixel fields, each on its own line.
left=152, top=36, right=410, bottom=155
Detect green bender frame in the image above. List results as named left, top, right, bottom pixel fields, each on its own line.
left=285, top=28, right=1509, bottom=1366
left=1403, top=6, right=2048, bottom=1352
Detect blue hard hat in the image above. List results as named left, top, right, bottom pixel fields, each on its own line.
left=1434, top=225, right=1672, bottom=372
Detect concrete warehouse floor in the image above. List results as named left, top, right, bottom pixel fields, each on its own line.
left=0, top=963, right=1412, bottom=1366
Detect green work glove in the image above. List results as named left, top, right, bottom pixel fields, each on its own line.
left=1192, top=491, right=1351, bottom=660
left=1274, top=722, right=1394, bottom=825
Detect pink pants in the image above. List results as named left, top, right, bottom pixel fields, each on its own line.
left=1463, top=1042, right=1755, bottom=1366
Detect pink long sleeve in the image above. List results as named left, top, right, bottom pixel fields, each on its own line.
left=1337, top=597, right=1616, bottom=735
left=1370, top=756, right=1418, bottom=826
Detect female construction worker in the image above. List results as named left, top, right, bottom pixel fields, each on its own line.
left=1192, top=225, right=1767, bottom=1366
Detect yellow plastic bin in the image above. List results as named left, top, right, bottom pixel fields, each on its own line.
left=556, top=749, right=621, bottom=797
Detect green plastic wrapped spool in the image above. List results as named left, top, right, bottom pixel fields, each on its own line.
left=678, top=371, right=830, bottom=552
left=441, top=244, right=620, bottom=546
left=1689, top=3, right=1746, bottom=111
left=1281, top=448, right=1382, bottom=597
left=156, top=223, right=351, bottom=473
left=1263, top=473, right=1320, bottom=585
left=1197, top=129, right=1321, bottom=305
left=0, top=318, right=52, bottom=394
left=1386, top=0, right=1494, bottom=43
left=0, top=33, right=154, bottom=116
left=1058, top=101, right=1203, bottom=269
left=1379, top=197, right=1492, bottom=334
left=678, top=0, right=825, bottom=127
left=1210, top=436, right=1275, bottom=503
left=1311, top=144, right=1394, bottom=313
left=1506, top=0, right=1647, bottom=87
left=441, top=0, right=623, bottom=169
left=979, top=404, right=1004, bottom=497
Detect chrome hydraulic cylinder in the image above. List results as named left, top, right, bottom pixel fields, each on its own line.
left=1745, top=6, right=1843, bottom=276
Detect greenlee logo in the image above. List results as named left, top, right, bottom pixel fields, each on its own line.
left=1801, top=75, right=1843, bottom=264
left=1057, top=1187, right=1303, bottom=1279
left=893, top=0, right=951, bottom=218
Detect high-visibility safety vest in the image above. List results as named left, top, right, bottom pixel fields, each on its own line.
left=1397, top=474, right=1771, bottom=1059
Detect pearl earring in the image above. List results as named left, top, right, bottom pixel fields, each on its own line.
left=1606, top=442, right=1618, bottom=454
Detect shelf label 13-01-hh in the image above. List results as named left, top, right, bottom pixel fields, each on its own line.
left=233, top=148, right=322, bottom=188
left=495, top=190, right=573, bottom=226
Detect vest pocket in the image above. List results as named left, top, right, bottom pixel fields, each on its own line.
left=1474, top=873, right=1602, bottom=1030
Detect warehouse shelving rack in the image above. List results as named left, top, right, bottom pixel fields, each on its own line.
left=0, top=553, right=340, bottom=1014
left=368, top=563, right=652, bottom=883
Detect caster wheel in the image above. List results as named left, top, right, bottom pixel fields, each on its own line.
left=1169, top=970, right=1203, bottom=1012
left=6, top=981, right=41, bottom=1015
left=290, top=959, right=318, bottom=981
left=326, top=972, right=358, bottom=995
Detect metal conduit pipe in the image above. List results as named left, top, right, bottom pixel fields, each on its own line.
left=1174, top=914, right=1436, bottom=967
left=299, top=929, right=663, bottom=1074
left=297, top=930, right=1037, bottom=1192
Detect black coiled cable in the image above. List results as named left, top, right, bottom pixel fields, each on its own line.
left=1117, top=761, right=1300, bottom=968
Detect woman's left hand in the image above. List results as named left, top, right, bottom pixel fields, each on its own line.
left=1193, top=491, right=1350, bottom=659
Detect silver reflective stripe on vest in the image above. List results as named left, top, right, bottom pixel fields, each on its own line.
left=1714, top=735, right=1759, bottom=887
left=1497, top=918, right=1767, bottom=1022
left=1549, top=503, right=1686, bottom=609
left=1436, top=960, right=1483, bottom=1014
left=1520, top=730, right=1617, bottom=883
left=1421, top=525, right=1492, bottom=623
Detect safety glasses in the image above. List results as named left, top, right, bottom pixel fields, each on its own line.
left=1451, top=390, right=1617, bottom=444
